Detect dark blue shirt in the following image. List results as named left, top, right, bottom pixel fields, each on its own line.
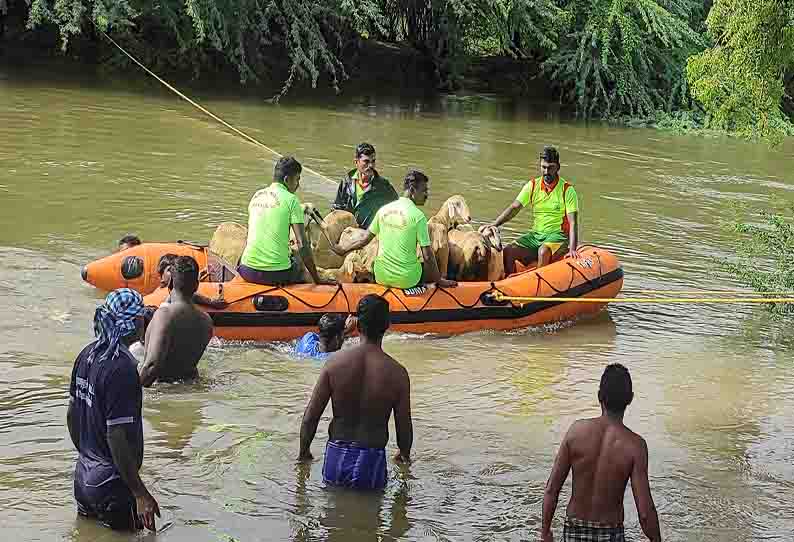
left=294, top=332, right=329, bottom=361
left=69, top=341, right=143, bottom=488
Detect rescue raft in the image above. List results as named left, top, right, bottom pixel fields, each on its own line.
left=81, top=243, right=623, bottom=341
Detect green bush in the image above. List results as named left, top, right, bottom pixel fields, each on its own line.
left=719, top=209, right=794, bottom=315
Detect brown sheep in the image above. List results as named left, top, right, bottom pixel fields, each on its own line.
left=447, top=225, right=504, bottom=282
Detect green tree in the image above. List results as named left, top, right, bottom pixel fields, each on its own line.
left=24, top=0, right=355, bottom=95
left=544, top=0, right=705, bottom=118
left=686, top=0, right=794, bottom=143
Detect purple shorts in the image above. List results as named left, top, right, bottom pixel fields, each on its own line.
left=322, top=440, right=387, bottom=490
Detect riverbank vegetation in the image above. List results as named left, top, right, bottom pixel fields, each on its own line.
left=1, top=0, right=793, bottom=142
left=719, top=208, right=794, bottom=316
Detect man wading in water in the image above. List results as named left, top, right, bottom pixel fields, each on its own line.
left=298, top=294, right=412, bottom=489
left=67, top=289, right=160, bottom=531
left=541, top=364, right=661, bottom=542
left=139, top=256, right=213, bottom=385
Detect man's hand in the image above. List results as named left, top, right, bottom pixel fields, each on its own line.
left=135, top=489, right=160, bottom=532
left=393, top=451, right=410, bottom=464
left=566, top=248, right=581, bottom=260
left=437, top=278, right=458, bottom=288
left=478, top=223, right=495, bottom=234
left=344, top=315, right=358, bottom=335
left=540, top=529, right=554, bottom=542
left=298, top=451, right=314, bottom=462
left=314, top=277, right=338, bottom=286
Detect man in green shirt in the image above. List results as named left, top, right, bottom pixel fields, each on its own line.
left=332, top=170, right=457, bottom=289
left=481, top=146, right=580, bottom=274
left=238, top=156, right=333, bottom=286
left=332, top=142, right=399, bottom=228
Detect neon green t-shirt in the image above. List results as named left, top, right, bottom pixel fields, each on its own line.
left=516, top=177, right=578, bottom=235
left=240, top=183, right=304, bottom=271
left=369, top=197, right=432, bottom=289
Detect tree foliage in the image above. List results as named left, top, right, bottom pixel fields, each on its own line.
left=719, top=208, right=794, bottom=316
left=544, top=0, right=705, bottom=118
left=686, top=0, right=794, bottom=143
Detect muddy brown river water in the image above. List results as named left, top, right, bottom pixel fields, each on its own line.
left=1, top=67, right=793, bottom=541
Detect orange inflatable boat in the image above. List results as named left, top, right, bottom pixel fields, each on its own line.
left=82, top=243, right=623, bottom=341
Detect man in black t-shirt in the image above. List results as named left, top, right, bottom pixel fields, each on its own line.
left=67, top=288, right=160, bottom=532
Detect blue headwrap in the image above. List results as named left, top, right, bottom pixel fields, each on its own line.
left=89, top=288, right=144, bottom=364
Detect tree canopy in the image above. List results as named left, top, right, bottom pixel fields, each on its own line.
left=2, top=0, right=792, bottom=139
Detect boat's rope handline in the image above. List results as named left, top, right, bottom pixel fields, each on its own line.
left=566, top=262, right=595, bottom=290
left=536, top=271, right=564, bottom=294
left=97, top=29, right=336, bottom=186
left=493, top=294, right=794, bottom=304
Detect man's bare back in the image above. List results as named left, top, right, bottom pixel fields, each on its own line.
left=139, top=257, right=213, bottom=387
left=542, top=364, right=660, bottom=542
left=324, top=342, right=410, bottom=449
left=564, top=417, right=646, bottom=524
left=299, top=294, right=413, bottom=492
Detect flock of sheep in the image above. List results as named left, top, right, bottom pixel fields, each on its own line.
left=209, top=195, right=506, bottom=284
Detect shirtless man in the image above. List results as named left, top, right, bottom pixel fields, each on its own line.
left=541, top=363, right=661, bottom=542
left=139, top=256, right=213, bottom=386
left=298, top=294, right=412, bottom=490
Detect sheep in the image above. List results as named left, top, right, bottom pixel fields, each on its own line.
left=209, top=222, right=248, bottom=266
left=306, top=209, right=358, bottom=268
left=447, top=225, right=504, bottom=282
left=421, top=195, right=473, bottom=278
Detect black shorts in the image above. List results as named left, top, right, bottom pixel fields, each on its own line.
left=75, top=476, right=140, bottom=531
left=238, top=258, right=303, bottom=286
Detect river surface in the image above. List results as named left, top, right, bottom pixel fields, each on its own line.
left=1, top=66, right=794, bottom=542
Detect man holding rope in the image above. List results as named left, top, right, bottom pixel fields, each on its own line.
left=239, top=156, right=335, bottom=286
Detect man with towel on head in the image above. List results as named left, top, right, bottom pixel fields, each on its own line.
left=541, top=364, right=662, bottom=542
left=67, top=289, right=160, bottom=532
left=298, top=294, right=412, bottom=490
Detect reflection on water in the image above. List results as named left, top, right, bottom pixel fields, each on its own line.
left=1, top=66, right=794, bottom=541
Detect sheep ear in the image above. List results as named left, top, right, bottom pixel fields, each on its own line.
left=447, top=201, right=455, bottom=219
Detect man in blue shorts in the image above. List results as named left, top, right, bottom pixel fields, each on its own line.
left=294, top=314, right=357, bottom=361
left=298, top=295, right=412, bottom=490
left=67, top=288, right=160, bottom=532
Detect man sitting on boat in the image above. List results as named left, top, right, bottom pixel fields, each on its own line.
left=295, top=314, right=357, bottom=360
left=481, top=145, right=580, bottom=274
left=238, top=156, right=334, bottom=286
left=331, top=170, right=457, bottom=290
left=332, top=142, right=399, bottom=228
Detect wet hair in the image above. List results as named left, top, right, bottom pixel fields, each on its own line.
left=171, top=255, right=199, bottom=295
left=157, top=253, right=178, bottom=276
left=403, top=169, right=428, bottom=191
left=355, top=142, right=376, bottom=159
left=598, top=363, right=633, bottom=413
left=540, top=145, right=560, bottom=164
left=318, top=314, right=347, bottom=343
left=357, top=294, right=390, bottom=340
left=118, top=234, right=141, bottom=248
left=273, top=156, right=302, bottom=183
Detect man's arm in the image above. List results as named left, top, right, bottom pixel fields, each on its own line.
left=332, top=179, right=351, bottom=211
left=566, top=211, right=580, bottom=257
left=541, top=427, right=573, bottom=541
left=107, top=426, right=160, bottom=531
left=331, top=229, right=376, bottom=257
left=67, top=401, right=79, bottom=449
left=139, top=309, right=172, bottom=388
left=393, top=369, right=413, bottom=462
left=631, top=438, right=661, bottom=542
left=481, top=201, right=523, bottom=232
left=299, top=367, right=332, bottom=460
left=193, top=293, right=227, bottom=309
left=420, top=245, right=457, bottom=288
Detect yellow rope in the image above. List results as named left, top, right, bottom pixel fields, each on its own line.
left=99, top=30, right=336, bottom=186
left=492, top=293, right=794, bottom=304
left=622, top=289, right=794, bottom=296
